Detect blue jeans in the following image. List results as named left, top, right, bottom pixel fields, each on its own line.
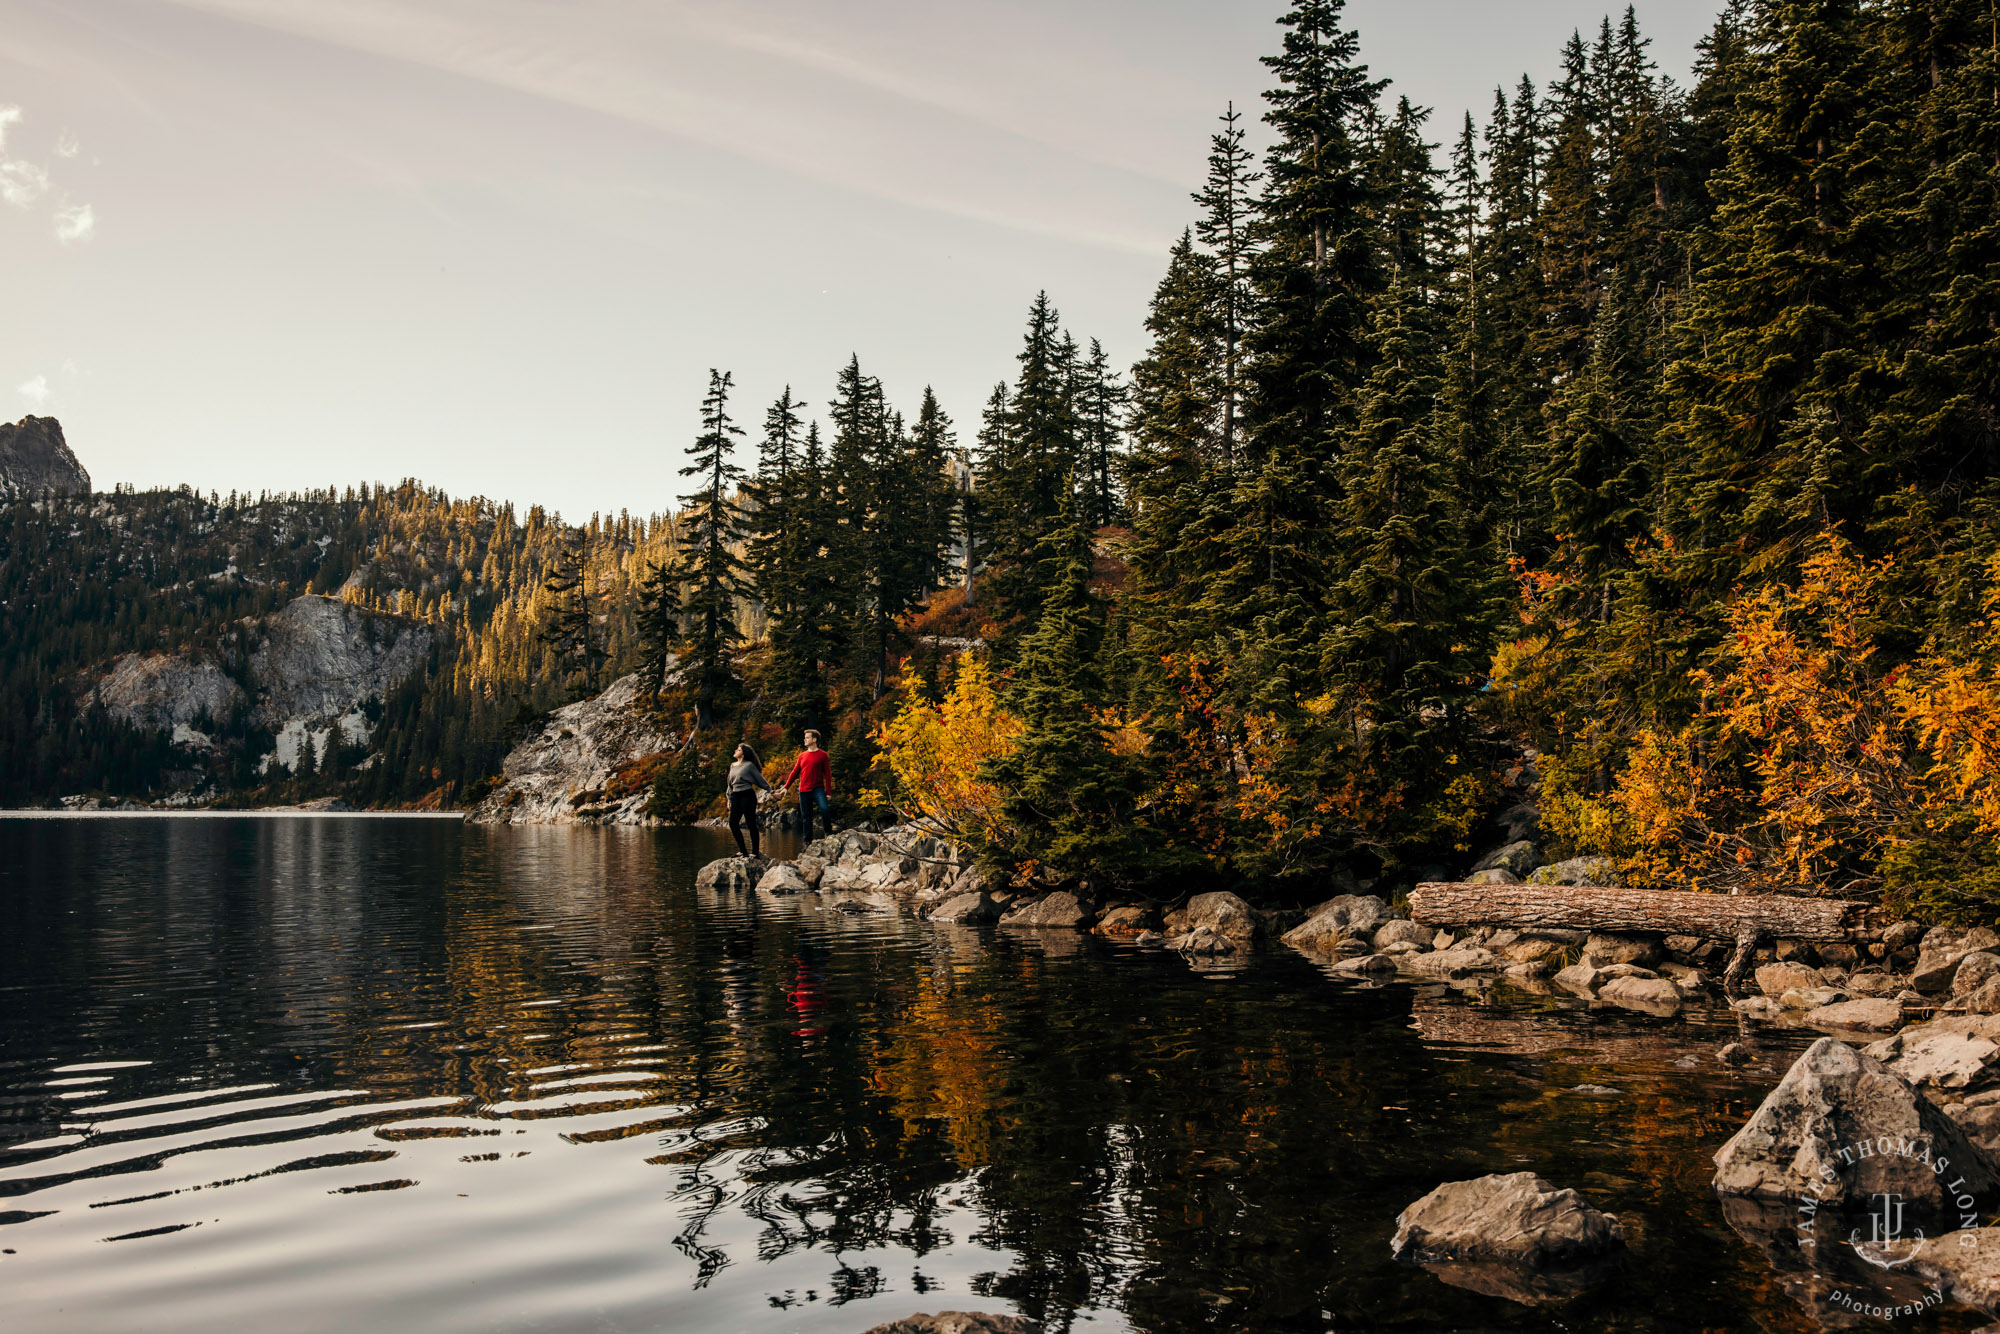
left=798, top=788, right=829, bottom=842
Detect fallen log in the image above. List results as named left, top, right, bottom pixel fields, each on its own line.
left=1408, top=882, right=1876, bottom=944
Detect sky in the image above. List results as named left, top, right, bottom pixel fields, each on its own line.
left=0, top=0, right=1722, bottom=522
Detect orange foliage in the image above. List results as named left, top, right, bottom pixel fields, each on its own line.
left=872, top=656, right=1023, bottom=846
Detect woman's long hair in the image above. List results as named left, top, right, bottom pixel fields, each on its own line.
left=735, top=742, right=762, bottom=768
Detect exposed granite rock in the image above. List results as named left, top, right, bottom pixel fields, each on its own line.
left=1554, top=963, right=1602, bottom=997
left=93, top=651, right=248, bottom=730
left=248, top=596, right=431, bottom=729
left=467, top=673, right=678, bottom=824
left=1403, top=946, right=1499, bottom=978
left=1093, top=905, right=1155, bottom=936
left=1391, top=1171, right=1624, bottom=1269
left=1465, top=867, right=1521, bottom=885
left=0, top=416, right=89, bottom=497
left=1374, top=919, right=1434, bottom=951
left=1331, top=953, right=1398, bottom=977
left=1711, top=1038, right=2000, bottom=1206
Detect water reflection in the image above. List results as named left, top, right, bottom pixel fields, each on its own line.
left=0, top=818, right=1988, bottom=1332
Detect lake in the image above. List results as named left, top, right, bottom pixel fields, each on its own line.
left=0, top=817, right=1978, bottom=1332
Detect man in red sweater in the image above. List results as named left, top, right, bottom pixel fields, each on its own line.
left=779, top=730, right=833, bottom=843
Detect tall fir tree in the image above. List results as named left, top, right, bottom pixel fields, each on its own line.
left=671, top=369, right=747, bottom=728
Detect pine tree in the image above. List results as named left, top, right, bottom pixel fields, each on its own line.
left=1074, top=340, right=1129, bottom=529
left=635, top=555, right=681, bottom=702
left=983, top=294, right=1084, bottom=638
left=538, top=532, right=599, bottom=697
left=983, top=482, right=1150, bottom=887
left=1192, top=101, right=1260, bottom=467
left=671, top=369, right=747, bottom=729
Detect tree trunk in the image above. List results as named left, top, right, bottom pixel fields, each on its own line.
left=1408, top=882, right=1876, bottom=944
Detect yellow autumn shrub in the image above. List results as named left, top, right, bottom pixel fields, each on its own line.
left=873, top=656, right=1023, bottom=848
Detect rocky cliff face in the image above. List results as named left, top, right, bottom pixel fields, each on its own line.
left=0, top=416, right=90, bottom=498
left=467, top=673, right=679, bottom=825
left=89, top=594, right=433, bottom=773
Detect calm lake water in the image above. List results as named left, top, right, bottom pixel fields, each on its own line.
left=0, top=817, right=1984, bottom=1333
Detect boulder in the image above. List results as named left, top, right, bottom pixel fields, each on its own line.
left=1598, top=975, right=1682, bottom=1015
left=1755, top=962, right=1826, bottom=998
left=1000, top=892, right=1091, bottom=929
left=1495, top=935, right=1567, bottom=965
left=1908, top=1230, right=2000, bottom=1316
left=862, top=1314, right=1041, bottom=1334
left=1845, top=972, right=1907, bottom=998
left=1779, top=986, right=1849, bottom=1011
left=1883, top=920, right=1927, bottom=952
left=1172, top=925, right=1238, bottom=955
left=756, top=862, right=811, bottom=894
left=1965, top=977, right=2000, bottom=1016
left=1580, top=932, right=1660, bottom=969
left=1717, top=1043, right=1753, bottom=1066
left=1865, top=1015, right=2000, bottom=1094
left=1282, top=895, right=1390, bottom=954
left=1173, top=891, right=1258, bottom=943
left=1465, top=867, right=1521, bottom=886
left=1947, top=1091, right=2000, bottom=1158
left=1802, top=998, right=1904, bottom=1033
left=695, top=856, right=766, bottom=891
left=1914, top=927, right=2000, bottom=995
left=1528, top=855, right=1621, bottom=887
left=1403, top=946, right=1499, bottom=978
left=1331, top=953, right=1398, bottom=977
left=1093, top=905, right=1155, bottom=936
left=1390, top=1172, right=1624, bottom=1269
left=1472, top=840, right=1542, bottom=878
left=1711, top=1038, right=2000, bottom=1207
left=930, top=893, right=1001, bottom=925
left=1554, top=964, right=1602, bottom=997
left=1956, top=952, right=2000, bottom=998
left=791, top=854, right=829, bottom=888
left=1374, top=919, right=1434, bottom=951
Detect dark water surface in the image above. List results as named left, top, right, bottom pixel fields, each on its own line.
left=0, top=817, right=1980, bottom=1333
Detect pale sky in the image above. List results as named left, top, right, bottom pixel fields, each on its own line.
left=1, top=1, right=1719, bottom=521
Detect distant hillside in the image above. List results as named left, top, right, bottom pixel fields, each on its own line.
left=0, top=433, right=678, bottom=807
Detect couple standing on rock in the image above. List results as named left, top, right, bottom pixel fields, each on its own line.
left=726, top=730, right=834, bottom=857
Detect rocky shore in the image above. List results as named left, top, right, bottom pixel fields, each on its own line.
left=699, top=826, right=2000, bottom=1321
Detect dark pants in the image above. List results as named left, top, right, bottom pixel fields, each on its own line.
left=797, top=787, right=829, bottom=844
left=729, top=789, right=761, bottom=857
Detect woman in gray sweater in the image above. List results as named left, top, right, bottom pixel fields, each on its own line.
left=726, top=743, right=772, bottom=857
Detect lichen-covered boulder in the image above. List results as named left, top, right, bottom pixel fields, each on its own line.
left=1527, top=855, right=1621, bottom=886
left=1711, top=1038, right=2000, bottom=1207
left=1466, top=867, right=1521, bottom=885
left=1472, top=841, right=1541, bottom=878
left=1171, top=891, right=1258, bottom=943
left=1391, top=1172, right=1624, bottom=1269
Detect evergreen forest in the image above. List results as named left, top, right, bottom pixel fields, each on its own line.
left=5, top=0, right=1999, bottom=922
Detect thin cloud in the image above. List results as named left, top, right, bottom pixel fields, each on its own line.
left=17, top=375, right=49, bottom=407
left=54, top=201, right=95, bottom=243
left=0, top=104, right=93, bottom=242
